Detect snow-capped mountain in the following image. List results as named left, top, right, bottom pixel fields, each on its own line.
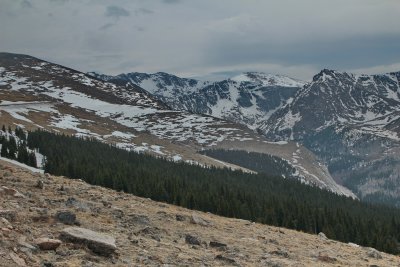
left=0, top=53, right=353, bottom=197
left=88, top=71, right=305, bottom=130
left=262, top=69, right=400, bottom=206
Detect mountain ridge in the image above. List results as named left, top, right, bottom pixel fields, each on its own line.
left=0, top=52, right=353, bottom=197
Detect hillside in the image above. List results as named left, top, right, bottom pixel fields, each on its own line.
left=1, top=159, right=399, bottom=267
left=0, top=52, right=353, bottom=197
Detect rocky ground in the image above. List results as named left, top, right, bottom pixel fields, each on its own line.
left=0, top=159, right=399, bottom=267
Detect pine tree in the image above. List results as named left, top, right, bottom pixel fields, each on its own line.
left=1, top=140, right=8, bottom=157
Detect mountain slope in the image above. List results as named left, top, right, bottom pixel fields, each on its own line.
left=262, top=69, right=400, bottom=205
left=88, top=71, right=304, bottom=130
left=1, top=159, right=398, bottom=266
left=0, top=53, right=353, bottom=197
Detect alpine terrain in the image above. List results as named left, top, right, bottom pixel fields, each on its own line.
left=263, top=69, right=400, bottom=206
left=0, top=53, right=353, bottom=197
left=88, top=71, right=304, bottom=130
left=92, top=68, right=400, bottom=206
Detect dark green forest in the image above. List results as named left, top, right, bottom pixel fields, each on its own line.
left=200, top=149, right=297, bottom=179
left=1, top=127, right=399, bottom=254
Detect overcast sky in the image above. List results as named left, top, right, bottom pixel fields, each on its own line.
left=0, top=0, right=399, bottom=80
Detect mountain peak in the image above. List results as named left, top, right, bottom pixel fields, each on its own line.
left=312, top=69, right=340, bottom=82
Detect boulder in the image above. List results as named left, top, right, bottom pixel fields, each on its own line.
left=185, top=234, right=201, bottom=246
left=34, top=238, right=62, bottom=250
left=366, top=247, right=382, bottom=259
left=190, top=214, right=212, bottom=227
left=1, top=186, right=25, bottom=198
left=60, top=227, right=116, bottom=256
left=318, top=232, right=327, bottom=240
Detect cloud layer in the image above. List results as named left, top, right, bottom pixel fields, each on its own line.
left=0, top=0, right=399, bottom=80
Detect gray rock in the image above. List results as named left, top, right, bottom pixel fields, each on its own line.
left=36, top=180, right=44, bottom=189
left=271, top=248, right=289, bottom=258
left=60, top=227, right=117, bottom=256
left=1, top=186, right=25, bottom=198
left=0, top=209, right=16, bottom=222
left=215, top=254, right=236, bottom=265
left=65, top=197, right=90, bottom=211
left=136, top=226, right=164, bottom=241
left=126, top=214, right=150, bottom=226
left=55, top=210, right=78, bottom=225
left=366, top=247, right=382, bottom=259
left=175, top=214, right=187, bottom=221
left=210, top=241, right=227, bottom=248
left=318, top=232, right=327, bottom=240
left=34, top=238, right=62, bottom=250
left=190, top=214, right=212, bottom=227
left=185, top=234, right=201, bottom=246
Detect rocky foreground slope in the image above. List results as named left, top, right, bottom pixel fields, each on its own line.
left=0, top=159, right=398, bottom=267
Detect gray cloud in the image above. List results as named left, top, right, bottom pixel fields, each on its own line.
left=105, top=5, right=130, bottom=19
left=48, top=0, right=69, bottom=3
left=99, top=23, right=114, bottom=31
left=0, top=0, right=399, bottom=80
left=21, top=0, right=33, bottom=8
left=162, top=0, right=181, bottom=4
left=135, top=8, right=153, bottom=15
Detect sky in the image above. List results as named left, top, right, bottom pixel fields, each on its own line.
left=0, top=0, right=399, bottom=81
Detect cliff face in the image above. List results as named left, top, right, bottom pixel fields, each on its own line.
left=0, top=159, right=398, bottom=267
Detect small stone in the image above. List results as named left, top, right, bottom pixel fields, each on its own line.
left=215, top=254, right=236, bottom=264
left=317, top=254, right=336, bottom=263
left=271, top=248, right=289, bottom=258
left=136, top=227, right=163, bottom=241
left=60, top=227, right=117, bottom=256
left=1, top=186, right=25, bottom=198
left=185, top=234, right=201, bottom=246
left=366, top=247, right=382, bottom=259
left=34, top=238, right=62, bottom=250
left=190, top=214, right=212, bottom=227
left=9, top=252, right=27, bottom=267
left=0, top=209, right=17, bottom=222
left=318, top=232, right=327, bottom=240
left=36, top=180, right=44, bottom=189
left=55, top=210, right=78, bottom=225
left=126, top=214, right=150, bottom=225
left=348, top=242, right=360, bottom=248
left=209, top=241, right=227, bottom=248
left=175, top=214, right=186, bottom=221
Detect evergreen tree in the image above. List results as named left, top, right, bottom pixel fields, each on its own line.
left=1, top=140, right=8, bottom=157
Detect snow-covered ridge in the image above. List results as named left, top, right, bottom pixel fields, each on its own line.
left=230, top=72, right=306, bottom=88
left=90, top=71, right=305, bottom=130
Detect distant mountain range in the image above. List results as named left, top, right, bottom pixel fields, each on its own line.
left=91, top=68, right=400, bottom=206
left=88, top=71, right=304, bottom=130
left=0, top=52, right=352, bottom=198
